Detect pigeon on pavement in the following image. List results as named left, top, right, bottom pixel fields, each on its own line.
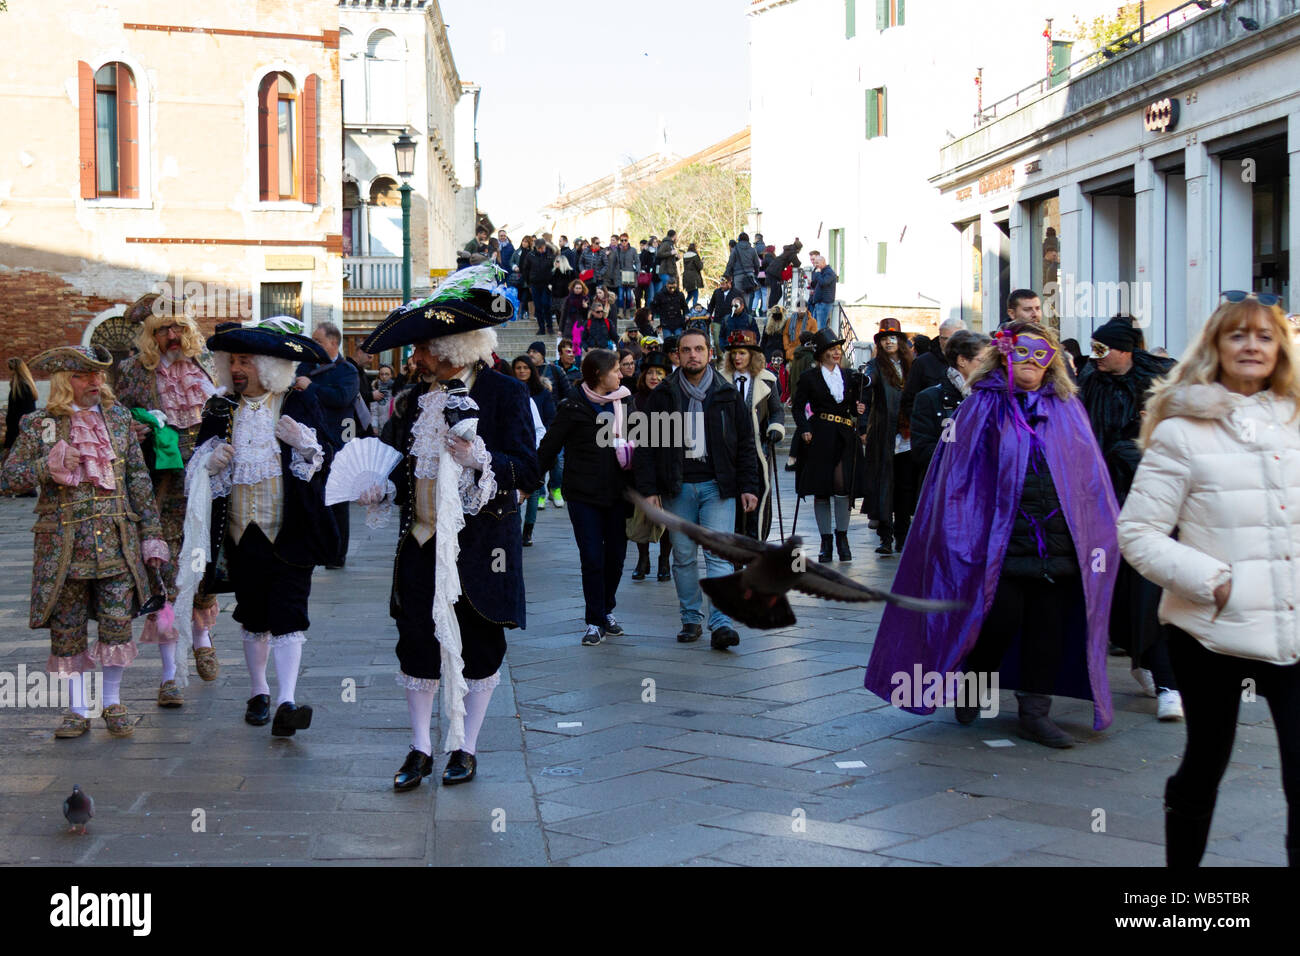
left=63, top=785, right=94, bottom=835
left=626, top=490, right=964, bottom=628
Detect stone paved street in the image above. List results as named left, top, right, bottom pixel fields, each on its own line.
left=0, top=461, right=1288, bottom=867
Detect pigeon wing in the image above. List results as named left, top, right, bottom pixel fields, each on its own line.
left=625, top=490, right=763, bottom=564
left=796, top=563, right=965, bottom=612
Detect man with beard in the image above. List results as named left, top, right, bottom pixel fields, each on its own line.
left=1, top=345, right=167, bottom=738
left=115, top=293, right=221, bottom=706
left=1078, top=315, right=1181, bottom=720
left=187, top=320, right=337, bottom=736
left=362, top=264, right=538, bottom=790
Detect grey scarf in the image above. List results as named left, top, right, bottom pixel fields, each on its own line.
left=678, top=365, right=714, bottom=459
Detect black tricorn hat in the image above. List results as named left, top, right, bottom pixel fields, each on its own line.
left=640, top=351, right=672, bottom=374
left=811, top=327, right=846, bottom=357
left=205, top=317, right=329, bottom=363
left=362, top=263, right=513, bottom=355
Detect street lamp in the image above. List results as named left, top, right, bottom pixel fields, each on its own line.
left=393, top=132, right=416, bottom=305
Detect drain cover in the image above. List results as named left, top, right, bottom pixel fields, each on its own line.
left=541, top=766, right=583, bottom=777
left=670, top=709, right=701, bottom=717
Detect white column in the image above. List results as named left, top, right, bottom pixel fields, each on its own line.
left=1133, top=158, right=1165, bottom=347
left=980, top=208, right=1000, bottom=325
left=1220, top=156, right=1254, bottom=292
left=1184, top=142, right=1216, bottom=347
left=1056, top=183, right=1085, bottom=344
left=1009, top=200, right=1030, bottom=291
left=1165, top=172, right=1189, bottom=358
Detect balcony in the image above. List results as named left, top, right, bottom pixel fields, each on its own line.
left=343, top=256, right=403, bottom=292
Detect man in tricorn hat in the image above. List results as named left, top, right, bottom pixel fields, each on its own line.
left=186, top=318, right=338, bottom=737
left=115, top=291, right=221, bottom=707
left=1, top=345, right=168, bottom=738
left=359, top=263, right=539, bottom=791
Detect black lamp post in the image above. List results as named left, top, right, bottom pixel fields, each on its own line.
left=393, top=132, right=416, bottom=305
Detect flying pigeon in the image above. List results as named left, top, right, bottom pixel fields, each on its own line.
left=63, top=785, right=94, bottom=835
left=626, top=491, right=963, bottom=628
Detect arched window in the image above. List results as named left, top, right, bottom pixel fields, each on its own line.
left=258, top=71, right=319, bottom=203
left=365, top=30, right=404, bottom=124
left=78, top=61, right=137, bottom=199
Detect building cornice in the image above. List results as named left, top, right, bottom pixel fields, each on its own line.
left=747, top=0, right=799, bottom=17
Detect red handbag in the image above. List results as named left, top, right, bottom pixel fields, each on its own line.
left=636, top=272, right=652, bottom=287
left=579, top=269, right=595, bottom=282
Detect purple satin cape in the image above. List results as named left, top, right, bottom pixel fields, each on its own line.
left=863, top=377, right=1118, bottom=730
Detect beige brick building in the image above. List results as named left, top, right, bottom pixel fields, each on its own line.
left=0, top=0, right=342, bottom=375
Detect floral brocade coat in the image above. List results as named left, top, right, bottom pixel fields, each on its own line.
left=0, top=404, right=163, bottom=628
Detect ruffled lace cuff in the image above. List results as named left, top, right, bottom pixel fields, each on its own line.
left=142, top=538, right=170, bottom=563
left=288, top=425, right=324, bottom=481
left=396, top=671, right=441, bottom=693
left=458, top=438, right=497, bottom=515
left=89, top=640, right=139, bottom=668
left=465, top=671, right=500, bottom=694
left=190, top=437, right=231, bottom=498
left=47, top=651, right=96, bottom=676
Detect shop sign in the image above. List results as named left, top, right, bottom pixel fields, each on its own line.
left=1143, top=97, right=1180, bottom=134
left=979, top=165, right=1015, bottom=196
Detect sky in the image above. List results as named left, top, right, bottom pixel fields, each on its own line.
left=439, top=0, right=752, bottom=232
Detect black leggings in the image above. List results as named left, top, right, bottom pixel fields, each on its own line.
left=964, top=575, right=1071, bottom=695
left=1165, top=626, right=1300, bottom=851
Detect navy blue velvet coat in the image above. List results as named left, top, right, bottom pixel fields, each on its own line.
left=382, top=366, right=539, bottom=629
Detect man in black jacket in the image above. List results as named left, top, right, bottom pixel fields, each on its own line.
left=633, top=328, right=760, bottom=649
left=910, top=329, right=987, bottom=479
left=707, top=277, right=741, bottom=345
left=900, top=317, right=965, bottom=424
left=526, top=238, right=555, bottom=335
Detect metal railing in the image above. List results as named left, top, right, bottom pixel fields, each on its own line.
left=974, top=0, right=1223, bottom=127
left=343, top=256, right=404, bottom=292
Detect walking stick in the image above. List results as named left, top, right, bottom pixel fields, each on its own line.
left=769, top=438, right=785, bottom=542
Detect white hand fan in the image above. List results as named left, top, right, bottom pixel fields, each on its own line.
left=325, top=437, right=403, bottom=506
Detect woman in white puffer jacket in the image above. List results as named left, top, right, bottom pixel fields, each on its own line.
left=1118, top=296, right=1300, bottom=868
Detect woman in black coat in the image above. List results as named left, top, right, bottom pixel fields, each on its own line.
left=514, top=356, right=556, bottom=547
left=4, top=357, right=38, bottom=457
left=536, top=349, right=634, bottom=646
left=629, top=352, right=673, bottom=581
left=792, top=329, right=867, bottom=563
left=860, top=319, right=914, bottom=555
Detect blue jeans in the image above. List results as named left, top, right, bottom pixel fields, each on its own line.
left=524, top=491, right=540, bottom=525
left=812, top=301, right=833, bottom=331
left=531, top=286, right=552, bottom=332
left=665, top=479, right=735, bottom=631
left=567, top=499, right=628, bottom=627
left=686, top=288, right=699, bottom=309
left=617, top=285, right=635, bottom=313
left=548, top=449, right=564, bottom=496
left=750, top=286, right=767, bottom=315
left=652, top=273, right=668, bottom=300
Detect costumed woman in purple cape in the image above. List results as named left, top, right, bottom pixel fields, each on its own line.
left=864, top=320, right=1119, bottom=747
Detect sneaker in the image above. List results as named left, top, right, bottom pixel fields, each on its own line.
left=581, top=625, right=603, bottom=646
left=551, top=489, right=565, bottom=508
left=1157, top=688, right=1184, bottom=721
left=1131, top=667, right=1157, bottom=698
left=537, top=495, right=547, bottom=511
left=603, top=615, right=624, bottom=636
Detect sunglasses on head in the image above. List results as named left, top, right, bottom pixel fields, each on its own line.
left=1090, top=340, right=1110, bottom=359
left=1222, top=290, right=1283, bottom=308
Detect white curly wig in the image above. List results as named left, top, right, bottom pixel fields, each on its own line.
left=211, top=351, right=298, bottom=395
left=425, top=328, right=499, bottom=369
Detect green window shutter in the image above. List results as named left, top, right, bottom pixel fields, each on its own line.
left=846, top=0, right=856, bottom=38
left=876, top=0, right=888, bottom=30
left=865, top=88, right=878, bottom=139
left=897, top=0, right=905, bottom=26
left=877, top=242, right=887, bottom=274
left=1051, top=41, right=1073, bottom=87
left=880, top=87, right=887, bottom=136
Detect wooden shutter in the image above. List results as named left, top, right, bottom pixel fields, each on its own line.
left=896, top=0, right=905, bottom=25
left=876, top=0, right=888, bottom=30
left=845, top=0, right=856, bottom=38
left=302, top=74, right=318, bottom=204
left=865, top=88, right=878, bottom=139
left=880, top=86, right=887, bottom=136
left=877, top=242, right=888, bottom=274
left=258, top=74, right=277, bottom=201
left=78, top=61, right=96, bottom=199
left=116, top=63, right=138, bottom=199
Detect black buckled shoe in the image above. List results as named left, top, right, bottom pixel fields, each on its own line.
left=442, top=749, right=477, bottom=785
left=244, top=694, right=271, bottom=726
left=677, top=623, right=703, bottom=643
left=271, top=701, right=313, bottom=737
left=835, top=531, right=852, bottom=562
left=394, top=748, right=434, bottom=791
left=710, top=626, right=740, bottom=651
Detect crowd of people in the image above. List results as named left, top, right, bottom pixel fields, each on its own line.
left=2, top=235, right=1297, bottom=865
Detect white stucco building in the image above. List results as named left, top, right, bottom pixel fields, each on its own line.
left=339, top=0, right=471, bottom=353
left=932, top=0, right=1298, bottom=355
left=748, top=0, right=1147, bottom=335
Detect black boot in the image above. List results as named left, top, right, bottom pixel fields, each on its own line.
left=1164, top=779, right=1215, bottom=867
left=875, top=531, right=893, bottom=555
left=835, top=531, right=852, bottom=562
left=657, top=543, right=672, bottom=581
left=632, top=543, right=651, bottom=581
left=818, top=535, right=834, bottom=563
left=1015, top=692, right=1075, bottom=748
left=522, top=522, right=534, bottom=547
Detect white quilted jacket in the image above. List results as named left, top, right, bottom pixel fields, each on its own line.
left=1117, top=383, right=1300, bottom=665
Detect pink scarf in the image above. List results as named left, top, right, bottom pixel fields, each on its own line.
left=582, top=384, right=633, bottom=468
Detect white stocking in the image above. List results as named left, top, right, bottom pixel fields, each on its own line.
left=192, top=628, right=212, bottom=650
left=159, top=642, right=177, bottom=683
left=271, top=638, right=303, bottom=707
left=406, top=688, right=437, bottom=756
left=242, top=632, right=270, bottom=697
left=67, top=673, right=91, bottom=717
left=102, top=665, right=124, bottom=707
left=461, top=683, right=495, bottom=756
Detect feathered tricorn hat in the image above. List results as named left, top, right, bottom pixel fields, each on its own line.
left=362, top=263, right=514, bottom=355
